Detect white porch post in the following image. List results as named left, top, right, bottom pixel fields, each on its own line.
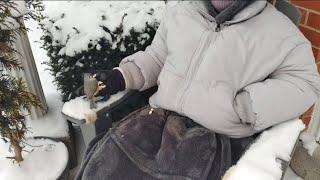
left=307, top=100, right=320, bottom=141
left=11, top=20, right=48, bottom=119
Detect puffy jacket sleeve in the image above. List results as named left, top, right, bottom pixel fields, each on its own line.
left=119, top=12, right=168, bottom=91
left=243, top=42, right=320, bottom=131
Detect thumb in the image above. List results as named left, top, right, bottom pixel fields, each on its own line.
left=94, top=82, right=106, bottom=96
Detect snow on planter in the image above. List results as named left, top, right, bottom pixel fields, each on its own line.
left=0, top=138, right=68, bottom=180
left=39, top=1, right=167, bottom=101
left=62, top=90, right=129, bottom=120
left=225, top=120, right=305, bottom=180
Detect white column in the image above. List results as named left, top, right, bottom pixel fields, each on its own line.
left=307, top=100, right=320, bottom=141
left=11, top=21, right=48, bottom=119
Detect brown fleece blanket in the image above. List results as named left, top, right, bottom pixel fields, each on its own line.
left=75, top=106, right=255, bottom=180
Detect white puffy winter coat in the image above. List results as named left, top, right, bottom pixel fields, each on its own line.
left=119, top=0, right=320, bottom=137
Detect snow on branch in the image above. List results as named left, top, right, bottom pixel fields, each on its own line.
left=40, top=1, right=166, bottom=57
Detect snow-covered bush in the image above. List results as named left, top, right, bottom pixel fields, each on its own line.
left=39, top=1, right=167, bottom=101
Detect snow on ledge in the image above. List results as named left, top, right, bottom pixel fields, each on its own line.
left=300, top=131, right=319, bottom=156
left=25, top=94, right=68, bottom=139
left=226, top=119, right=305, bottom=180
left=0, top=138, right=68, bottom=180
left=62, top=90, right=129, bottom=120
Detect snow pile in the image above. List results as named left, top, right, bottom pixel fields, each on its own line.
left=300, top=131, right=319, bottom=156
left=41, top=1, right=166, bottom=56
left=0, top=138, right=68, bottom=180
left=226, top=120, right=305, bottom=180
left=62, top=90, right=129, bottom=120
left=25, top=19, right=69, bottom=138
left=25, top=96, right=68, bottom=138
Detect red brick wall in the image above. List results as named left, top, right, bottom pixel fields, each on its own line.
left=291, top=0, right=320, bottom=124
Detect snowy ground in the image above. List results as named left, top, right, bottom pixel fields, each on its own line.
left=0, top=138, right=68, bottom=180
left=24, top=19, right=68, bottom=138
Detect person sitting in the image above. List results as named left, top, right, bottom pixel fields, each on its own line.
left=76, top=0, right=320, bottom=179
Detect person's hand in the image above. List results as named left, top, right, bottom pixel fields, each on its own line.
left=233, top=91, right=256, bottom=125
left=94, top=69, right=126, bottom=97
left=94, top=80, right=106, bottom=96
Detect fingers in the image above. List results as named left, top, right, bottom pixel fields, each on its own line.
left=94, top=82, right=107, bottom=96
left=97, top=81, right=106, bottom=90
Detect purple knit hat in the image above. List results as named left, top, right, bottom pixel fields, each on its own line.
left=211, top=0, right=236, bottom=12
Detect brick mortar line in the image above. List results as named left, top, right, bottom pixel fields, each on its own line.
left=300, top=24, right=320, bottom=33
left=294, top=5, right=320, bottom=16
left=305, top=10, right=309, bottom=25
left=313, top=47, right=320, bottom=60
left=295, top=5, right=307, bottom=25
left=312, top=45, right=320, bottom=50
left=303, top=115, right=312, bottom=118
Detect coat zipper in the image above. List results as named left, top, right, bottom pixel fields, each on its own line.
left=175, top=30, right=207, bottom=110
left=215, top=24, right=221, bottom=32
left=178, top=29, right=214, bottom=113
left=178, top=22, right=230, bottom=114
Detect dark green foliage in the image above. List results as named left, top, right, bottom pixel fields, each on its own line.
left=0, top=74, right=41, bottom=141
left=0, top=0, right=42, bottom=162
left=0, top=1, right=23, bottom=70
left=39, top=10, right=159, bottom=102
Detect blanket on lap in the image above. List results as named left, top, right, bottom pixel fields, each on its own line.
left=75, top=106, right=255, bottom=180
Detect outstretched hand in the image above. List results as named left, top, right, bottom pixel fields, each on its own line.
left=94, top=69, right=126, bottom=97
left=94, top=80, right=107, bottom=96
